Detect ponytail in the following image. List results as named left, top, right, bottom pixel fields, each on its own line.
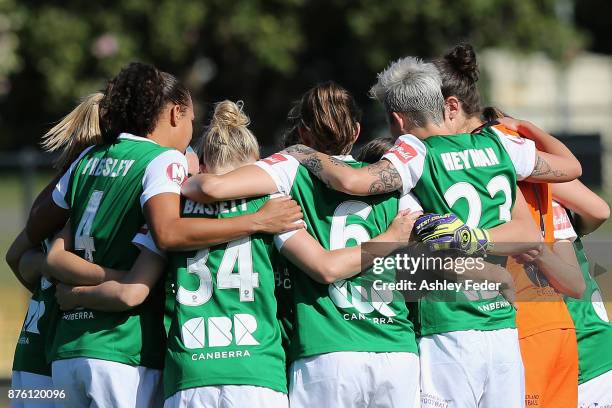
left=199, top=100, right=260, bottom=170
left=41, top=92, right=104, bottom=172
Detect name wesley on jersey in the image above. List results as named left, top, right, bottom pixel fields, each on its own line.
left=81, top=158, right=136, bottom=177
left=440, top=148, right=500, bottom=171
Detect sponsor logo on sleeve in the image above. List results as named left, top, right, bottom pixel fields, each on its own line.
left=166, top=162, right=187, bottom=185
left=387, top=141, right=417, bottom=164
left=262, top=153, right=288, bottom=165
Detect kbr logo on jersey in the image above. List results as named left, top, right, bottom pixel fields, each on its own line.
left=262, top=153, right=288, bottom=165
left=166, top=162, right=187, bottom=185
left=387, top=141, right=417, bottom=164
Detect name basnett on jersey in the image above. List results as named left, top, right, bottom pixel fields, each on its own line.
left=256, top=155, right=418, bottom=361
left=382, top=127, right=536, bottom=336
left=50, top=133, right=186, bottom=369
left=161, top=197, right=287, bottom=398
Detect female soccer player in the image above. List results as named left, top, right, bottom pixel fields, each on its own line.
left=19, top=62, right=303, bottom=408
left=262, top=58, right=561, bottom=408
left=43, top=99, right=418, bottom=408
left=6, top=93, right=104, bottom=408
left=552, top=181, right=611, bottom=407
left=181, top=82, right=450, bottom=408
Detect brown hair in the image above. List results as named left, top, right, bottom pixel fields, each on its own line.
left=42, top=92, right=104, bottom=172
left=199, top=100, right=260, bottom=170
left=433, top=43, right=481, bottom=117
left=356, top=136, right=395, bottom=164
left=284, top=81, right=362, bottom=155
left=99, top=62, right=191, bottom=142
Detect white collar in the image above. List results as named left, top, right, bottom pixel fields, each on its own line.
left=331, top=155, right=356, bottom=162
left=118, top=133, right=159, bottom=145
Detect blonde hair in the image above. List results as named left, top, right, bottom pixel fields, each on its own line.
left=42, top=92, right=104, bottom=171
left=199, top=100, right=260, bottom=170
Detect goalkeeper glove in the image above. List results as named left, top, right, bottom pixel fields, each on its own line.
left=414, top=213, right=492, bottom=256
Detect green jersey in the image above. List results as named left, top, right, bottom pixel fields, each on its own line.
left=553, top=203, right=612, bottom=384
left=382, top=127, right=537, bottom=336
left=12, top=276, right=58, bottom=376
left=159, top=197, right=287, bottom=398
left=256, top=154, right=418, bottom=361
left=50, top=133, right=188, bottom=368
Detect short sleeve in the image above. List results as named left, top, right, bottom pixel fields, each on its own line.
left=491, top=125, right=537, bottom=180
left=552, top=201, right=577, bottom=242
left=132, top=225, right=166, bottom=258
left=254, top=153, right=300, bottom=195
left=398, top=192, right=423, bottom=212
left=268, top=192, right=305, bottom=250
left=141, top=150, right=188, bottom=207
left=381, top=134, right=427, bottom=196
left=52, top=145, right=95, bottom=209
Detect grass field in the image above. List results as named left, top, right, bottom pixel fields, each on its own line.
left=0, top=172, right=611, bottom=408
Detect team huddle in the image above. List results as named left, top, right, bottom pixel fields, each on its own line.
left=6, top=43, right=612, bottom=408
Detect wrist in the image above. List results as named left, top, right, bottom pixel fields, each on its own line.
left=247, top=213, right=263, bottom=234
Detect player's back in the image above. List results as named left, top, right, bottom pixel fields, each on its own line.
left=411, top=128, right=518, bottom=230
left=52, top=134, right=173, bottom=369
left=256, top=154, right=418, bottom=362
left=163, top=196, right=287, bottom=399
left=69, top=135, right=172, bottom=269
left=400, top=128, right=519, bottom=336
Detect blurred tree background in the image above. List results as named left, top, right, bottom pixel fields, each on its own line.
left=0, top=0, right=598, bottom=150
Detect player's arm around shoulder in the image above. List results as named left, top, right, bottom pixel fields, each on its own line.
left=182, top=164, right=278, bottom=203
left=494, top=117, right=581, bottom=183
left=278, top=210, right=419, bottom=284
left=283, top=144, right=404, bottom=196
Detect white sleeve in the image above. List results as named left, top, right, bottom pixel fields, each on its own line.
left=52, top=145, right=95, bottom=209
left=254, top=153, right=300, bottom=195
left=140, top=150, right=189, bottom=207
left=381, top=134, right=427, bottom=196
left=268, top=191, right=305, bottom=250
left=398, top=192, right=423, bottom=212
left=552, top=201, right=577, bottom=242
left=491, top=127, right=537, bottom=180
left=132, top=225, right=166, bottom=258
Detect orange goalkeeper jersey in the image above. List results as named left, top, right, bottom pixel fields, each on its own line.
left=510, top=181, right=575, bottom=338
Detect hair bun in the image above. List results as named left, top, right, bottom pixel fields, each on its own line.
left=210, top=100, right=250, bottom=131
left=444, top=43, right=479, bottom=83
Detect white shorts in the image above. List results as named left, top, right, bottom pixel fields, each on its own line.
left=51, top=358, right=162, bottom=408
left=164, top=385, right=288, bottom=408
left=10, top=371, right=54, bottom=408
left=419, top=328, right=524, bottom=408
left=578, top=369, right=612, bottom=408
left=289, top=351, right=420, bottom=408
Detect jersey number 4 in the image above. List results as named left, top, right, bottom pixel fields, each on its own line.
left=74, top=190, right=104, bottom=262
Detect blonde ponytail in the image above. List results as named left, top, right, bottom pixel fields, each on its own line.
left=42, top=92, right=104, bottom=171
left=200, top=100, right=260, bottom=170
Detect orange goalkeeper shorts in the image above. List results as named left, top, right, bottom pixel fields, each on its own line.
left=520, top=328, right=578, bottom=407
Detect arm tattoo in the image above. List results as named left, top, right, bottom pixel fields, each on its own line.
left=366, top=160, right=403, bottom=194
left=531, top=155, right=567, bottom=178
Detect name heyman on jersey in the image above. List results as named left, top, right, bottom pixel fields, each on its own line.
left=440, top=148, right=500, bottom=171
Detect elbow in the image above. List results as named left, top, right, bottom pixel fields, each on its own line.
left=5, top=247, right=20, bottom=273
left=151, top=226, right=177, bottom=252
left=338, top=174, right=364, bottom=195
left=566, top=280, right=586, bottom=300
left=569, top=160, right=582, bottom=181
left=117, top=288, right=148, bottom=310
left=312, top=264, right=343, bottom=285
